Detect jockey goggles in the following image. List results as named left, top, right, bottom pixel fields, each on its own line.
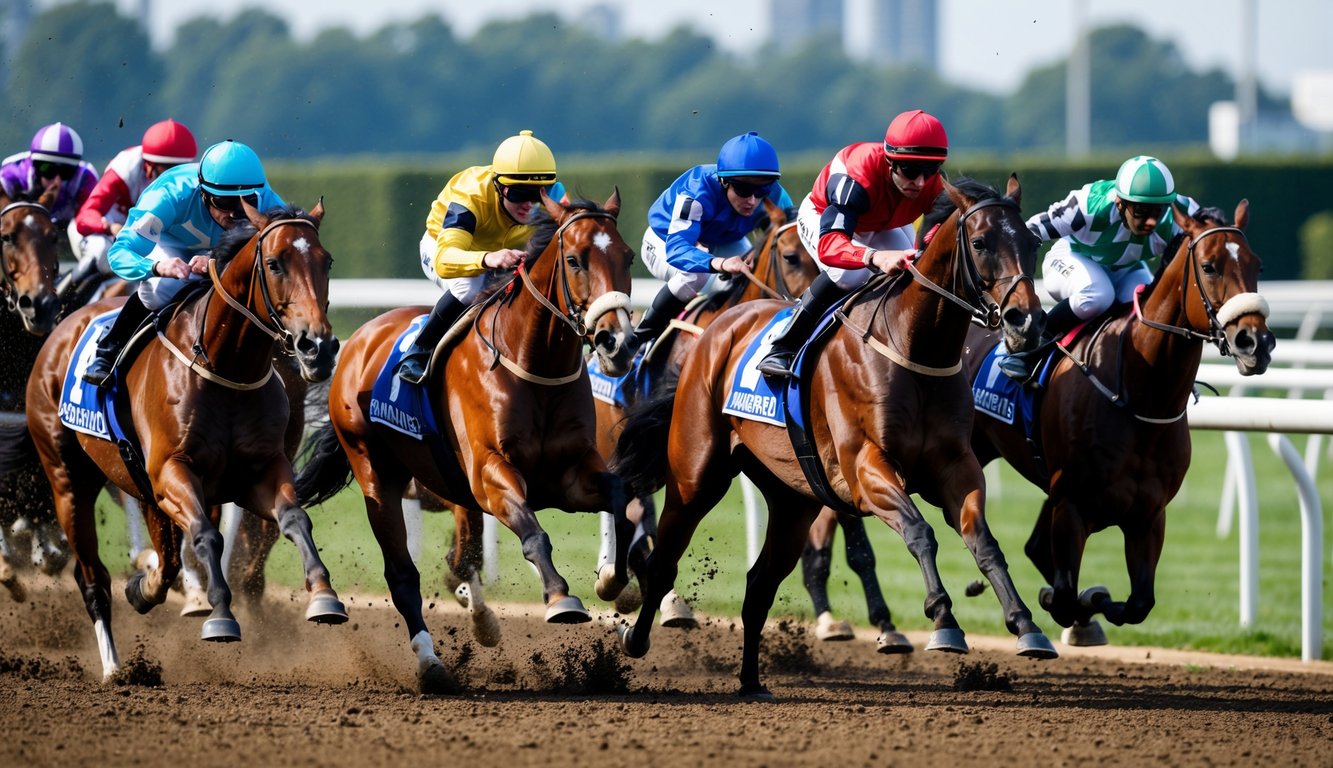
left=892, top=160, right=942, bottom=181
left=722, top=179, right=774, bottom=200
left=498, top=183, right=551, bottom=204
left=35, top=161, right=77, bottom=180
left=204, top=191, right=260, bottom=213
left=1123, top=201, right=1167, bottom=221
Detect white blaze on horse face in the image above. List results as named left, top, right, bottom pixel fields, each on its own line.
left=292, top=236, right=311, bottom=255
left=593, top=231, right=612, bottom=254
left=1226, top=242, right=1241, bottom=263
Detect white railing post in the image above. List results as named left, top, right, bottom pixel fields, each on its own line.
left=1267, top=434, right=1324, bottom=662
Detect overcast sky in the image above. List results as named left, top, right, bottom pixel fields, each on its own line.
left=39, top=0, right=1333, bottom=96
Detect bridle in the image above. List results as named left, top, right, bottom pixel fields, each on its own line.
left=157, top=217, right=320, bottom=390
left=485, top=209, right=631, bottom=386
left=742, top=221, right=802, bottom=302
left=0, top=201, right=53, bottom=311
left=906, top=196, right=1034, bottom=330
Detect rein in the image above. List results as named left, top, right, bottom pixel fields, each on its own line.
left=0, top=202, right=51, bottom=309
left=486, top=210, right=630, bottom=386
left=741, top=221, right=801, bottom=302
left=159, top=217, right=318, bottom=390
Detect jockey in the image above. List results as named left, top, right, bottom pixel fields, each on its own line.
left=756, top=109, right=945, bottom=378
left=631, top=131, right=795, bottom=350
left=998, top=155, right=1201, bottom=380
left=66, top=119, right=198, bottom=299
left=82, top=140, right=286, bottom=387
left=396, top=130, right=564, bottom=384
left=0, top=122, right=99, bottom=240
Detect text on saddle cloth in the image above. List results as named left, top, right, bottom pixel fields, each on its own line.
left=58, top=309, right=124, bottom=442
left=368, top=315, right=441, bottom=441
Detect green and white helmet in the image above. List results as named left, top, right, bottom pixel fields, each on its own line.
left=1114, top=156, right=1176, bottom=205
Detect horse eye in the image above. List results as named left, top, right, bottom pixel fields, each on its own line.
left=1200, top=262, right=1218, bottom=275
left=266, top=258, right=282, bottom=274
left=971, top=237, right=987, bottom=250
left=0, top=234, right=11, bottom=245
left=565, top=254, right=582, bottom=270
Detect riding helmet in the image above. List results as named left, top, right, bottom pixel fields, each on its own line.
left=492, top=130, right=558, bottom=186
left=29, top=122, right=84, bottom=164
left=142, top=119, right=198, bottom=165
left=716, top=131, right=781, bottom=179
left=1114, top=156, right=1177, bottom=205
left=883, top=110, right=948, bottom=162
left=198, top=140, right=267, bottom=196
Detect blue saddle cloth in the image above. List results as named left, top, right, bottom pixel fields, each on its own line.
left=59, top=309, right=129, bottom=442
left=588, top=346, right=657, bottom=409
left=971, top=341, right=1053, bottom=440
left=720, top=306, right=796, bottom=427
left=368, top=315, right=441, bottom=441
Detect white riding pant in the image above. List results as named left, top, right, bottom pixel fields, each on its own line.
left=640, top=228, right=750, bottom=301
left=74, top=231, right=114, bottom=275
left=1041, top=239, right=1153, bottom=320
left=134, top=242, right=205, bottom=310
left=795, top=194, right=915, bottom=291
left=418, top=231, right=515, bottom=304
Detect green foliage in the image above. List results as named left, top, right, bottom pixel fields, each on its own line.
left=1299, top=211, right=1333, bottom=280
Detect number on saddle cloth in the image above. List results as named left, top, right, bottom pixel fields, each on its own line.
left=369, top=315, right=442, bottom=440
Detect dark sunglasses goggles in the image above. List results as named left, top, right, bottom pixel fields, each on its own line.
left=499, top=183, right=551, bottom=204
left=1123, top=202, right=1167, bottom=220
left=204, top=192, right=260, bottom=213
left=35, top=161, right=77, bottom=180
left=722, top=179, right=775, bottom=199
left=892, top=160, right=943, bottom=181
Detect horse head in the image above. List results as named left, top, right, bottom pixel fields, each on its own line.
left=941, top=175, right=1043, bottom=353
left=0, top=188, right=61, bottom=335
left=1167, top=199, right=1273, bottom=375
left=535, top=189, right=636, bottom=376
left=225, top=199, right=339, bottom=382
left=755, top=198, right=819, bottom=302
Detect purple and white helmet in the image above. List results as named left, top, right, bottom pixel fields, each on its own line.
left=29, top=122, right=84, bottom=164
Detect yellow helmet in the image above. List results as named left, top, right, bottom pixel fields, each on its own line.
left=492, top=130, right=557, bottom=185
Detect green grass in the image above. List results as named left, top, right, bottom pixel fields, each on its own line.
left=91, top=430, right=1331, bottom=660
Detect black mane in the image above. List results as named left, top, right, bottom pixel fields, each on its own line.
left=213, top=204, right=314, bottom=267
left=916, top=177, right=1002, bottom=250
left=524, top=198, right=606, bottom=265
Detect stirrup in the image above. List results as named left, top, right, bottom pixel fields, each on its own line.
left=82, top=357, right=115, bottom=388
left=756, top=350, right=795, bottom=378
left=396, top=354, right=428, bottom=385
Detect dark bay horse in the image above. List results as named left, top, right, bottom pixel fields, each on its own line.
left=295, top=192, right=637, bottom=694
left=591, top=201, right=820, bottom=622
left=26, top=201, right=346, bottom=682
left=614, top=177, right=1056, bottom=698
left=0, top=191, right=66, bottom=598
left=963, top=200, right=1274, bottom=644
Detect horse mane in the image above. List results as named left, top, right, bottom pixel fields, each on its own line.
left=1148, top=205, right=1232, bottom=288
left=212, top=204, right=316, bottom=270
left=915, top=177, right=1002, bottom=250
left=524, top=198, right=605, bottom=266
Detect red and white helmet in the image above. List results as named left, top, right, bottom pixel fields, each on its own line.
left=142, top=119, right=197, bottom=165
left=883, top=110, right=948, bottom=162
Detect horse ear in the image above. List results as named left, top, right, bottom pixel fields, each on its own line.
left=241, top=196, right=268, bottom=229
left=541, top=187, right=564, bottom=220
left=762, top=197, right=785, bottom=227
left=603, top=186, right=621, bottom=219
left=1171, top=200, right=1196, bottom=233
left=1233, top=199, right=1249, bottom=230
left=309, top=196, right=325, bottom=225
left=1005, top=173, right=1021, bottom=206
left=943, top=177, right=971, bottom=212
left=37, top=184, right=59, bottom=209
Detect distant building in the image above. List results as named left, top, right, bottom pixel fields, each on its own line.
left=860, top=0, right=938, bottom=69
left=770, top=0, right=844, bottom=52
left=576, top=3, right=622, bottom=44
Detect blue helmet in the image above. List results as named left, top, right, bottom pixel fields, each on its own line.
left=198, top=140, right=267, bottom=196
left=716, top=132, right=780, bottom=179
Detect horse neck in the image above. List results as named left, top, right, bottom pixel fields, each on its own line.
left=187, top=246, right=279, bottom=382
left=498, top=252, right=584, bottom=375
left=880, top=218, right=971, bottom=366
left=1124, top=257, right=1205, bottom=413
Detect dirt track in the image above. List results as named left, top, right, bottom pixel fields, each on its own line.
left=2, top=574, right=1330, bottom=767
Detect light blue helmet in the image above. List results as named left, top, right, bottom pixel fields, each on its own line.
left=197, top=140, right=267, bottom=196
left=716, top=132, right=780, bottom=179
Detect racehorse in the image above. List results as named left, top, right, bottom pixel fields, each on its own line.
left=962, top=200, right=1274, bottom=644
left=295, top=192, right=637, bottom=693
left=25, top=201, right=346, bottom=682
left=613, top=176, right=1056, bottom=698
left=590, top=201, right=820, bottom=622
left=0, top=191, right=66, bottom=598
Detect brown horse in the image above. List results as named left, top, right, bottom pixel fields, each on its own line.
left=613, top=177, right=1055, bottom=698
left=295, top=192, right=637, bottom=694
left=591, top=201, right=820, bottom=620
left=26, top=201, right=345, bottom=682
left=962, top=200, right=1274, bottom=644
left=0, top=191, right=66, bottom=598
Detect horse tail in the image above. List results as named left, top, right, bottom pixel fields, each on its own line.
left=610, top=381, right=679, bottom=497
left=294, top=420, right=353, bottom=507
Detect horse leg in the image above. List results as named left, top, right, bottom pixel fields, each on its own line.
left=229, top=514, right=280, bottom=611
left=802, top=507, right=852, bottom=641
left=1102, top=512, right=1165, bottom=627
left=57, top=469, right=122, bottom=680
left=447, top=505, right=500, bottom=647
left=1029, top=494, right=1091, bottom=629
left=838, top=509, right=910, bottom=653
left=936, top=460, right=1055, bottom=658
left=124, top=502, right=185, bottom=615
left=243, top=477, right=348, bottom=626
left=0, top=525, right=22, bottom=602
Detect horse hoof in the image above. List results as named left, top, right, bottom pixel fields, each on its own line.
left=472, top=606, right=502, bottom=647
left=201, top=617, right=242, bottom=642
left=180, top=589, right=211, bottom=618
left=1078, top=585, right=1112, bottom=610
left=453, top=582, right=471, bottom=609
left=1061, top=620, right=1109, bottom=647
left=876, top=630, right=914, bottom=654
left=1017, top=632, right=1060, bottom=659
left=613, top=581, right=643, bottom=615
left=125, top=572, right=155, bottom=615
left=419, top=663, right=461, bottom=695
left=305, top=591, right=349, bottom=624
left=617, top=623, right=650, bottom=658
left=545, top=596, right=591, bottom=624
left=594, top=563, right=627, bottom=602
left=737, top=684, right=776, bottom=702
left=659, top=590, right=698, bottom=629
left=444, top=570, right=464, bottom=598
left=815, top=612, right=854, bottom=641
left=926, top=628, right=969, bottom=654
left=1, top=575, right=26, bottom=603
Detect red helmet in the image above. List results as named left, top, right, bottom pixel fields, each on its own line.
left=883, top=110, right=948, bottom=162
left=141, top=119, right=197, bottom=165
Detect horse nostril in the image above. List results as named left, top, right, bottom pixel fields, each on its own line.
left=594, top=329, right=613, bottom=350
left=1002, top=307, right=1031, bottom=331
left=295, top=333, right=318, bottom=357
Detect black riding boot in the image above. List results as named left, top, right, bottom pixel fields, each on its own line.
left=630, top=285, right=688, bottom=351
left=998, top=299, right=1081, bottom=381
left=57, top=254, right=106, bottom=304
left=396, top=292, right=466, bottom=385
left=83, top=293, right=152, bottom=387
left=755, top=272, right=845, bottom=378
